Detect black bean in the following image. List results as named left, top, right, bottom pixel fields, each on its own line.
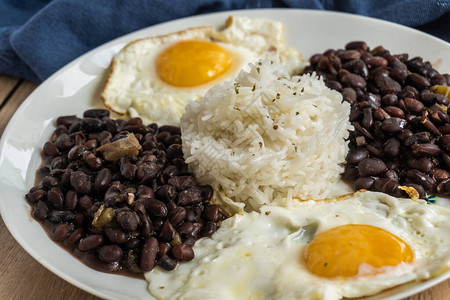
left=405, top=73, right=431, bottom=90
left=47, top=187, right=64, bottom=210
left=200, top=221, right=217, bottom=237
left=117, top=210, right=139, bottom=232
left=51, top=223, right=74, bottom=241
left=345, top=41, right=368, bottom=51
left=158, top=254, right=177, bottom=271
left=98, top=245, right=123, bottom=263
left=381, top=117, right=407, bottom=133
left=168, top=207, right=186, bottom=227
left=26, top=189, right=46, bottom=203
left=136, top=185, right=154, bottom=199
left=404, top=132, right=431, bottom=146
left=85, top=153, right=103, bottom=170
left=406, top=169, right=436, bottom=190
left=47, top=211, right=75, bottom=223
left=342, top=87, right=357, bottom=104
left=136, top=162, right=162, bottom=183
left=339, top=69, right=366, bottom=89
left=362, top=108, right=373, bottom=129
left=404, top=97, right=424, bottom=114
left=406, top=158, right=434, bottom=173
left=146, top=199, right=168, bottom=217
left=440, top=135, right=450, bottom=152
left=422, top=119, right=441, bottom=136
left=347, top=149, right=370, bottom=165
left=82, top=252, right=120, bottom=273
left=80, top=118, right=103, bottom=132
left=78, top=234, right=104, bottom=251
left=78, top=195, right=93, bottom=211
left=33, top=201, right=50, bottom=220
left=358, top=158, right=387, bottom=176
left=83, top=109, right=110, bottom=119
left=383, top=138, right=400, bottom=158
left=64, top=228, right=84, bottom=248
left=159, top=220, right=177, bottom=242
left=202, top=205, right=221, bottom=222
left=156, top=184, right=177, bottom=201
left=56, top=115, right=80, bottom=127
left=177, top=188, right=203, bottom=206
left=94, top=168, right=112, bottom=191
left=70, top=171, right=91, bottom=194
left=43, top=142, right=60, bottom=157
left=431, top=168, right=450, bottom=181
left=411, top=143, right=441, bottom=157
left=177, top=221, right=195, bottom=237
left=104, top=184, right=127, bottom=206
left=158, top=242, right=171, bottom=259
left=139, top=237, right=158, bottom=272
left=171, top=244, right=194, bottom=261
left=105, top=227, right=128, bottom=244
left=342, top=59, right=369, bottom=77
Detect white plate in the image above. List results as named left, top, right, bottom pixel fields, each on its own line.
left=0, top=9, right=449, bottom=300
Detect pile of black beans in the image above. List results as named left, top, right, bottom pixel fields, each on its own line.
left=25, top=109, right=225, bottom=274
left=304, top=41, right=450, bottom=198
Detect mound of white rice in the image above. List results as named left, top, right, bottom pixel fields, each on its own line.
left=181, top=59, right=352, bottom=214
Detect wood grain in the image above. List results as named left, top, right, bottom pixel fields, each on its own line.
left=0, top=74, right=20, bottom=107
left=0, top=75, right=448, bottom=299
left=0, top=80, right=38, bottom=137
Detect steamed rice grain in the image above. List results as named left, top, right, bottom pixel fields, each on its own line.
left=181, top=59, right=352, bottom=214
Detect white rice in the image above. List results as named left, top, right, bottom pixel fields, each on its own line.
left=181, top=59, right=352, bottom=214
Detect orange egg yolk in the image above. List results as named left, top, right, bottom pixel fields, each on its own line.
left=155, top=40, right=232, bottom=87
left=304, top=224, right=413, bottom=278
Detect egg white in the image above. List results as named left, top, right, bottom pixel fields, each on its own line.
left=145, top=191, right=450, bottom=300
left=101, top=16, right=305, bottom=126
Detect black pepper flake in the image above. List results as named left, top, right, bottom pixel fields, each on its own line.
left=293, top=92, right=297, bottom=95
left=259, top=142, right=263, bottom=148
left=252, top=84, right=256, bottom=91
left=296, top=112, right=299, bottom=115
left=273, top=125, right=278, bottom=130
left=256, top=67, right=260, bottom=73
left=276, top=93, right=280, bottom=99
left=324, top=262, right=328, bottom=267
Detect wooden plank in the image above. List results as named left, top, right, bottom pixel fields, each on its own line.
left=0, top=74, right=21, bottom=107
left=0, top=216, right=100, bottom=300
left=0, top=80, right=38, bottom=137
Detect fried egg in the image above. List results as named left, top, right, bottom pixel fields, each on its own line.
left=145, top=191, right=450, bottom=299
left=101, top=16, right=305, bottom=125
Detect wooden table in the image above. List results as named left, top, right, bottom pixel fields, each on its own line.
left=0, top=73, right=448, bottom=299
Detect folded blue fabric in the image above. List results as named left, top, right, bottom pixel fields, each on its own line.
left=0, top=0, right=449, bottom=82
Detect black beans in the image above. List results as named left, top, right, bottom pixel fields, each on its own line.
left=98, top=245, right=123, bottom=263
left=171, top=243, right=194, bottom=261
left=70, top=171, right=91, bottom=194
left=306, top=42, right=450, bottom=197
left=140, top=237, right=158, bottom=272
left=78, top=234, right=104, bottom=251
left=358, top=158, right=387, bottom=176
left=381, top=118, right=407, bottom=133
left=26, top=111, right=224, bottom=276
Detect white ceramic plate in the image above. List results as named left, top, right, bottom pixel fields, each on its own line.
left=0, top=9, right=449, bottom=300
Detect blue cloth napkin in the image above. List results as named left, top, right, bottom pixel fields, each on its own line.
left=0, top=0, right=449, bottom=83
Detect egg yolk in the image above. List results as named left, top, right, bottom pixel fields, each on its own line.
left=304, top=224, right=413, bottom=278
left=155, top=40, right=232, bottom=87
